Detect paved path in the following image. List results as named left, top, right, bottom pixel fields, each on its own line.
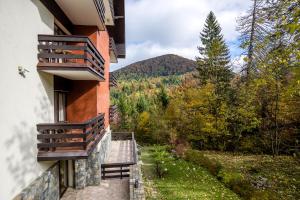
left=61, top=141, right=133, bottom=200
left=106, top=140, right=133, bottom=163
left=61, top=179, right=129, bottom=200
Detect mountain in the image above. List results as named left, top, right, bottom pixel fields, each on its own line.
left=112, top=54, right=197, bottom=79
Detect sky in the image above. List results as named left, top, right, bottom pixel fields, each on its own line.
left=111, top=0, right=252, bottom=72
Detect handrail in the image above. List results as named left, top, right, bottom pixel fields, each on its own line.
left=37, top=113, right=105, bottom=130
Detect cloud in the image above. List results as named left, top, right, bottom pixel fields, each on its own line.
left=111, top=0, right=252, bottom=71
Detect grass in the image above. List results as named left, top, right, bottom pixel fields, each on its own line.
left=141, top=146, right=241, bottom=200
left=202, top=151, right=300, bottom=200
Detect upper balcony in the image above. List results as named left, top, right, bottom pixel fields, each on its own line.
left=109, top=38, right=118, bottom=63
left=38, top=35, right=105, bottom=81
left=37, top=114, right=105, bottom=161
left=54, top=0, right=106, bottom=31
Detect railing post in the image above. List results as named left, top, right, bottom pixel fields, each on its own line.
left=84, top=42, right=88, bottom=66
left=83, top=127, right=87, bottom=150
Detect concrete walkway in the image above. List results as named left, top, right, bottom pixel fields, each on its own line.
left=105, top=140, right=133, bottom=163
left=61, top=179, right=129, bottom=200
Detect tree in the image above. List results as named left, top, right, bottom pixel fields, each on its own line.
left=157, top=85, right=169, bottom=109
left=237, top=0, right=270, bottom=80
left=136, top=95, right=149, bottom=113
left=196, top=11, right=232, bottom=87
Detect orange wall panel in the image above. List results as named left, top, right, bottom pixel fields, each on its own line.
left=67, top=81, right=98, bottom=123
left=67, top=26, right=111, bottom=128
left=97, top=31, right=110, bottom=128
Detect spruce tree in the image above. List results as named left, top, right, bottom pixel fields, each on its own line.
left=197, top=11, right=232, bottom=87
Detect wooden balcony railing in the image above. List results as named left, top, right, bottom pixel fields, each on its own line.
left=109, top=105, right=118, bottom=123
left=37, top=35, right=105, bottom=80
left=37, top=114, right=105, bottom=161
left=109, top=73, right=118, bottom=87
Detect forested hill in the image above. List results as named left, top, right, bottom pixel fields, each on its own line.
left=112, top=54, right=197, bottom=79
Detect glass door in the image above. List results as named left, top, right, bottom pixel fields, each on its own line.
left=54, top=92, right=67, bottom=122
left=59, top=160, right=68, bottom=196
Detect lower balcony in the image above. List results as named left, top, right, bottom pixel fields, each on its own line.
left=109, top=37, right=118, bottom=63
left=37, top=114, right=105, bottom=161
left=109, top=73, right=118, bottom=87
left=37, top=35, right=105, bottom=81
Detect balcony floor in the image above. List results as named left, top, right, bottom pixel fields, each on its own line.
left=105, top=140, right=134, bottom=164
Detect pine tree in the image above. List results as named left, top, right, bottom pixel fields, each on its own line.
left=197, top=11, right=232, bottom=87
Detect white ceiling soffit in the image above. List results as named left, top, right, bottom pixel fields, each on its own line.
left=43, top=70, right=101, bottom=81
left=55, top=0, right=104, bottom=29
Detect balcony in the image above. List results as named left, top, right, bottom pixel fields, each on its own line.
left=109, top=38, right=118, bottom=63
left=38, top=35, right=105, bottom=81
left=109, top=105, right=118, bottom=123
left=109, top=73, right=118, bottom=87
left=37, top=114, right=105, bottom=161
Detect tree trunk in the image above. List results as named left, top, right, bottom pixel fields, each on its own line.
left=247, top=0, right=258, bottom=80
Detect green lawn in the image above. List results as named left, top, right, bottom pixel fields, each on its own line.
left=141, top=146, right=241, bottom=200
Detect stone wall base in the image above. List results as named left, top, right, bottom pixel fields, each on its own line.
left=13, top=131, right=112, bottom=199
left=75, top=131, right=111, bottom=189
left=13, top=163, right=59, bottom=200
left=130, top=163, right=145, bottom=200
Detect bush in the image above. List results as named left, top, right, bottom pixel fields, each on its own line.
left=184, top=149, right=222, bottom=176
left=230, top=178, right=254, bottom=199
left=217, top=170, right=253, bottom=198
left=250, top=190, right=278, bottom=200
left=184, top=150, right=259, bottom=199
left=152, top=146, right=173, bottom=178
left=217, top=169, right=243, bottom=185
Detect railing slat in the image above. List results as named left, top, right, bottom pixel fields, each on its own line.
left=37, top=133, right=86, bottom=139
left=38, top=142, right=87, bottom=148
left=38, top=53, right=85, bottom=59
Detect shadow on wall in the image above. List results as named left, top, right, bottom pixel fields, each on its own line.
left=5, top=122, right=39, bottom=194
left=5, top=77, right=54, bottom=196
left=30, top=0, right=54, bottom=31
left=36, top=72, right=54, bottom=123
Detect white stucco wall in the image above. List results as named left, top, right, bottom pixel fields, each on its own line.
left=0, top=0, right=56, bottom=199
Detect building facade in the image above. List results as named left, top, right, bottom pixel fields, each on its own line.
left=0, top=0, right=125, bottom=199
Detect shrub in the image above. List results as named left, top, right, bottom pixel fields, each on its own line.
left=230, top=178, right=254, bottom=199
left=250, top=190, right=278, bottom=200
left=184, top=149, right=222, bottom=176
left=217, top=169, right=243, bottom=185
left=152, top=146, right=173, bottom=178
